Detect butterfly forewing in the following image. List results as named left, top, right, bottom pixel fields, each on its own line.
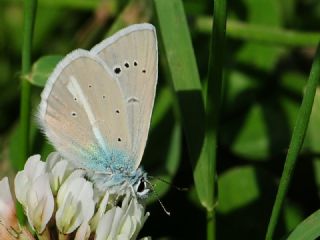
left=91, top=23, right=158, bottom=168
left=39, top=50, right=131, bottom=171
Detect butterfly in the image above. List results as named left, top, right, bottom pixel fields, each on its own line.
left=38, top=23, right=158, bottom=199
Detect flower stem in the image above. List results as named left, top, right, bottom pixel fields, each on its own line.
left=207, top=210, right=215, bottom=240
left=265, top=42, right=320, bottom=239
left=205, top=0, right=227, bottom=239
left=20, top=0, right=37, bottom=168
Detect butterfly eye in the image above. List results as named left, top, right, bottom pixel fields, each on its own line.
left=137, top=180, right=146, bottom=193
left=135, top=178, right=150, bottom=197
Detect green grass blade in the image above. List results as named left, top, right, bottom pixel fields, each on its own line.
left=287, top=209, right=320, bottom=240
left=204, top=0, right=227, bottom=238
left=265, top=42, right=320, bottom=240
left=17, top=0, right=38, bottom=223
left=154, top=0, right=222, bottom=218
left=196, top=18, right=320, bottom=47
left=19, top=0, right=37, bottom=169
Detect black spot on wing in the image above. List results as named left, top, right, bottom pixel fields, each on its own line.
left=114, top=67, right=121, bottom=74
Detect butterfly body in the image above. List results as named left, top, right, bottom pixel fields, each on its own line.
left=38, top=24, right=157, bottom=198
left=89, top=167, right=147, bottom=197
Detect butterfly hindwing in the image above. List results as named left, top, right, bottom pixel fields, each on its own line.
left=91, top=23, right=158, bottom=169
left=39, top=50, right=132, bottom=171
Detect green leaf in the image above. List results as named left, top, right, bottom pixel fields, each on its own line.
left=217, top=166, right=276, bottom=239
left=222, top=97, right=299, bottom=160
left=29, top=55, right=63, bottom=87
left=235, top=0, right=284, bottom=71
left=222, top=104, right=270, bottom=160
left=216, top=165, right=304, bottom=239
left=287, top=209, right=320, bottom=240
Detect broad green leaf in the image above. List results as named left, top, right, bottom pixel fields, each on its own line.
left=287, top=209, right=320, bottom=240
left=218, top=166, right=266, bottom=213
left=29, top=55, right=63, bottom=87
left=235, top=0, right=284, bottom=71
left=217, top=166, right=276, bottom=239
left=219, top=0, right=294, bottom=162
left=216, top=166, right=303, bottom=238
left=283, top=200, right=305, bottom=234
left=221, top=96, right=299, bottom=160
left=222, top=104, right=269, bottom=160
left=281, top=71, right=307, bottom=96
left=223, top=70, right=260, bottom=110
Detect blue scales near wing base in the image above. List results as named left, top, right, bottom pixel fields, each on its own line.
left=75, top=143, right=146, bottom=194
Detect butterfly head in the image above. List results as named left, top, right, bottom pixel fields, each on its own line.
left=133, top=174, right=151, bottom=198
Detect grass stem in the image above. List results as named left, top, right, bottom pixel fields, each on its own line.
left=265, top=42, right=320, bottom=240
left=20, top=0, right=37, bottom=168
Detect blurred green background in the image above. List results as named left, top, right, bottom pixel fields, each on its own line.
left=1, top=0, right=320, bottom=239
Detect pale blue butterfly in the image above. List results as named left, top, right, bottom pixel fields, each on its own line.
left=38, top=23, right=158, bottom=198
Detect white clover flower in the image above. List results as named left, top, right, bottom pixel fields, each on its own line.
left=14, top=155, right=46, bottom=206
left=0, top=177, right=35, bottom=240
left=0, top=177, right=16, bottom=228
left=45, top=152, right=74, bottom=195
left=90, top=191, right=110, bottom=231
left=56, top=171, right=95, bottom=234
left=3, top=152, right=151, bottom=239
left=25, top=174, right=54, bottom=234
left=75, top=221, right=91, bottom=240
left=95, top=194, right=150, bottom=240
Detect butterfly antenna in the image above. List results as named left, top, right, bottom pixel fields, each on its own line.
left=145, top=179, right=171, bottom=216
left=148, top=176, right=188, bottom=192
